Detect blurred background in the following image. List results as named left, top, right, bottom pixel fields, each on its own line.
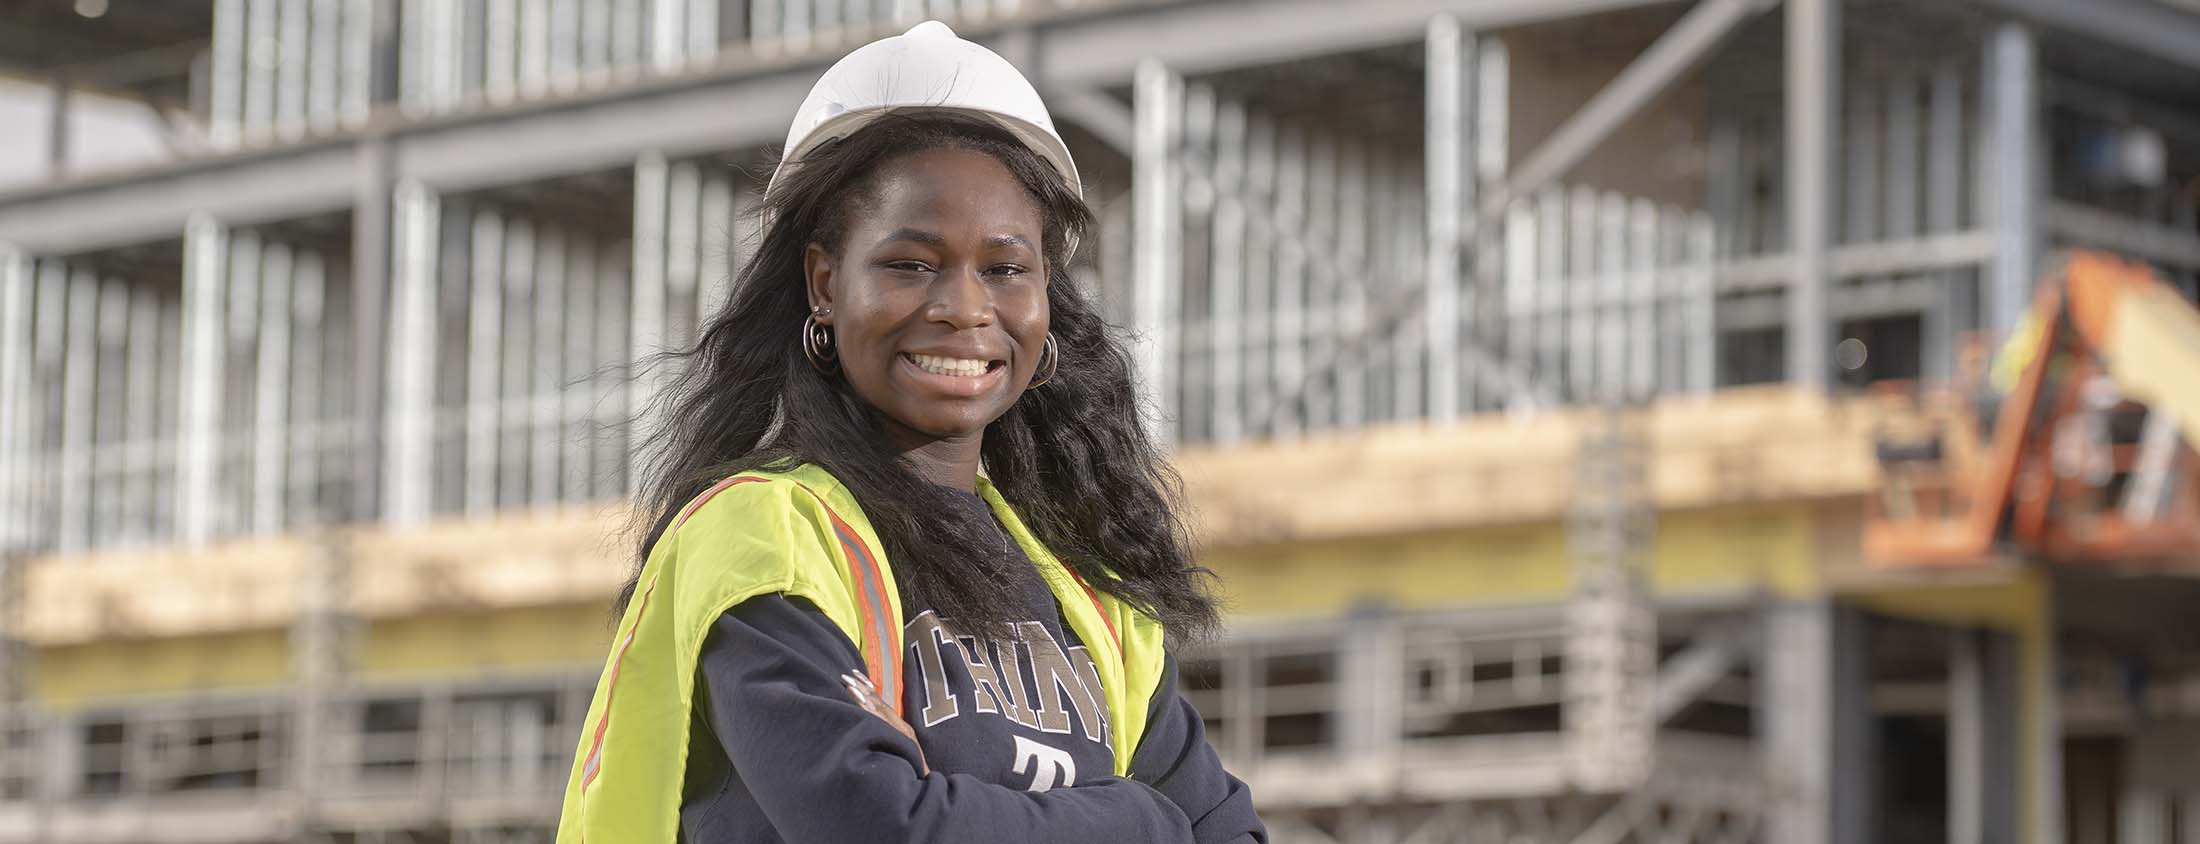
left=1, top=0, right=2199, bottom=842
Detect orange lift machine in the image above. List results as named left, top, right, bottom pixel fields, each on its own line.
left=1866, top=251, right=2200, bottom=568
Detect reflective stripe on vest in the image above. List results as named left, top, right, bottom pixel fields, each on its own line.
left=557, top=465, right=1166, bottom=843
left=576, top=474, right=901, bottom=787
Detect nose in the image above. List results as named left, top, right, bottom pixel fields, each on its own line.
left=924, top=263, right=995, bottom=330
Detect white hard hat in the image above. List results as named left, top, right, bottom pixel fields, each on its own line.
left=771, top=20, right=1081, bottom=198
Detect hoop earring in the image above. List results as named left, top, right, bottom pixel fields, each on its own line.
left=1028, top=334, right=1060, bottom=389
left=802, top=309, right=837, bottom=373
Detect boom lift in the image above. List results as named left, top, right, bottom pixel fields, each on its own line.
left=1866, top=251, right=2200, bottom=567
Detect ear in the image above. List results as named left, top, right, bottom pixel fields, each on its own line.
left=803, top=243, right=836, bottom=324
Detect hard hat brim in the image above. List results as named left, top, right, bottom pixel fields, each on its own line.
left=770, top=105, right=1084, bottom=201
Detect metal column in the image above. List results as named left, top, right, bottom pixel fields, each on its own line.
left=0, top=248, right=27, bottom=553
left=1950, top=627, right=2020, bottom=844
left=384, top=180, right=440, bottom=527
left=629, top=151, right=669, bottom=487
left=466, top=209, right=505, bottom=515
left=1476, top=37, right=1511, bottom=411
left=2024, top=587, right=2065, bottom=844
left=1925, top=62, right=1968, bottom=381
left=1762, top=602, right=1871, bottom=844
left=1786, top=0, right=1839, bottom=388
left=253, top=245, right=294, bottom=536
left=211, top=0, right=246, bottom=148
left=1338, top=608, right=1403, bottom=760
left=1133, top=59, right=1181, bottom=446
left=1425, top=15, right=1470, bottom=423
left=178, top=216, right=229, bottom=546
left=351, top=138, right=394, bottom=524
left=1984, top=23, right=2039, bottom=339
left=57, top=267, right=97, bottom=552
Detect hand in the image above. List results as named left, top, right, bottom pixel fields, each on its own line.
left=843, top=671, right=929, bottom=775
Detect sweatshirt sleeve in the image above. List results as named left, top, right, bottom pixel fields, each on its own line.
left=1127, top=652, right=1268, bottom=844
left=690, top=593, right=1195, bottom=844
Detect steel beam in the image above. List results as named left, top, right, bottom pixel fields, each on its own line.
left=1044, top=0, right=1669, bottom=88
left=1488, top=0, right=1769, bottom=218
left=1650, top=625, right=1742, bottom=723
left=1974, top=0, right=2200, bottom=74
left=1924, top=61, right=1967, bottom=382
left=2023, top=590, right=2065, bottom=844
left=1786, top=0, right=1839, bottom=389
left=350, top=137, right=393, bottom=525
left=1132, top=59, right=1179, bottom=446
left=383, top=180, right=440, bottom=527
left=0, top=0, right=1677, bottom=257
left=178, top=216, right=227, bottom=547
left=253, top=244, right=294, bottom=536
left=0, top=144, right=360, bottom=257
left=1426, top=15, right=1469, bottom=423
left=1048, top=90, right=1137, bottom=157
left=629, top=151, right=669, bottom=491
left=0, top=248, right=24, bottom=553
left=1948, top=627, right=2021, bottom=844
left=2044, top=201, right=2200, bottom=271
left=1760, top=602, right=1835, bottom=844
left=1983, top=23, right=2038, bottom=338
left=1951, top=628, right=1983, bottom=844
left=57, top=269, right=97, bottom=552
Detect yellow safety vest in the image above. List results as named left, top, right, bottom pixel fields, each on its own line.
left=555, top=463, right=1169, bottom=843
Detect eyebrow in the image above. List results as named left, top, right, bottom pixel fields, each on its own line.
left=873, top=228, right=1035, bottom=251
left=877, top=228, right=947, bottom=248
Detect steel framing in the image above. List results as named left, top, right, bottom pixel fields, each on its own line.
left=2, top=0, right=2199, bottom=842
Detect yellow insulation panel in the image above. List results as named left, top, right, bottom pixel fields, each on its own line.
left=1205, top=502, right=1825, bottom=618
left=356, top=603, right=617, bottom=681
left=31, top=630, right=292, bottom=711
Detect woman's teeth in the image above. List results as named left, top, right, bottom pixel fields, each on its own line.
left=910, top=353, right=989, bottom=377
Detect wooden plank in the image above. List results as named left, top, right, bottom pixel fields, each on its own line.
left=17, top=386, right=1885, bottom=644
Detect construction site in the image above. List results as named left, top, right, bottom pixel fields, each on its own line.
left=2, top=0, right=2199, bottom=842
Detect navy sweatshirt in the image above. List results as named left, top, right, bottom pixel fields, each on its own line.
left=677, top=488, right=1265, bottom=843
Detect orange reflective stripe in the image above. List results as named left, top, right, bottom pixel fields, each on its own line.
left=1068, top=571, right=1122, bottom=656
left=689, top=475, right=902, bottom=717
left=787, top=481, right=903, bottom=719
left=671, top=475, right=771, bottom=531
left=581, top=475, right=769, bottom=794
left=579, top=571, right=662, bottom=790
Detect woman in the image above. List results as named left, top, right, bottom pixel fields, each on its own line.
left=556, top=21, right=1265, bottom=844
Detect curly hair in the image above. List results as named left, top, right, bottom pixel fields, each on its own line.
left=620, top=113, right=1220, bottom=645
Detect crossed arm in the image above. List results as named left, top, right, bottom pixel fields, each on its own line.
left=682, top=593, right=1265, bottom=844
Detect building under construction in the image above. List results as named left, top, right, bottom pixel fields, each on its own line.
left=3, top=0, right=2200, bottom=842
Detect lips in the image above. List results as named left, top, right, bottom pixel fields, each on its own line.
left=907, top=352, right=998, bottom=377
left=897, top=352, right=1007, bottom=398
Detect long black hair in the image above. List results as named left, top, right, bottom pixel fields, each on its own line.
left=621, top=113, right=1220, bottom=644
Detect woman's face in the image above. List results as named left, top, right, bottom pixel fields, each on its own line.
left=805, top=146, right=1050, bottom=443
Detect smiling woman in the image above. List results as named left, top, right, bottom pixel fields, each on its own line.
left=805, top=145, right=1051, bottom=440
left=555, top=20, right=1265, bottom=844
